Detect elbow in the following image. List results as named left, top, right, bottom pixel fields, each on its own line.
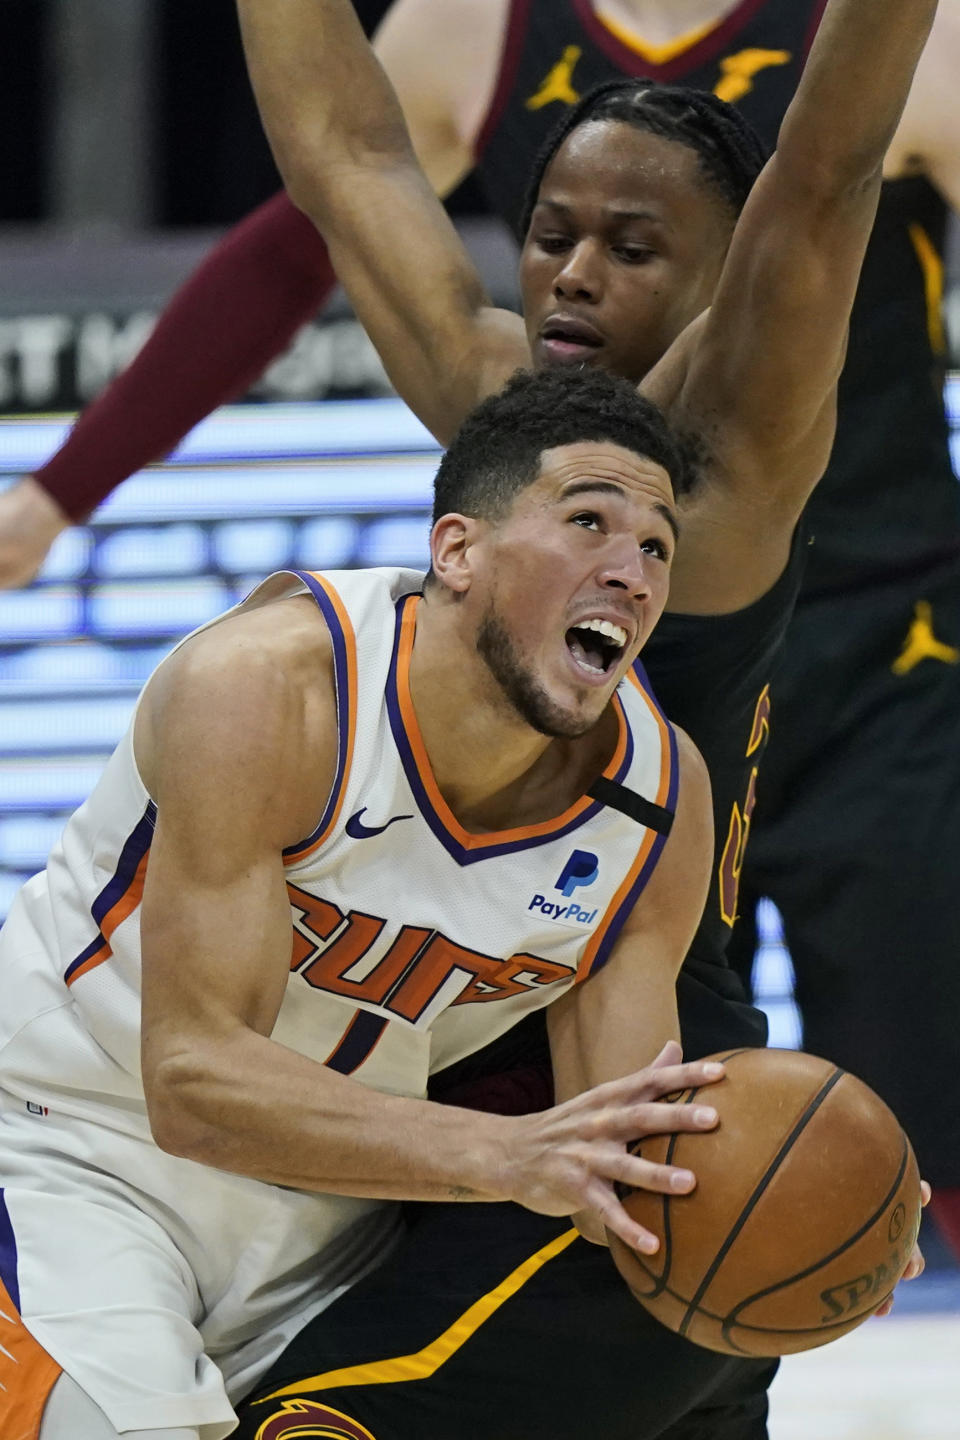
left=143, top=1051, right=221, bottom=1162
left=282, top=115, right=416, bottom=228
left=279, top=166, right=327, bottom=235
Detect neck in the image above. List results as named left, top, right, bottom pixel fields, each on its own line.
left=593, top=0, right=742, bottom=48
left=408, top=596, right=610, bottom=831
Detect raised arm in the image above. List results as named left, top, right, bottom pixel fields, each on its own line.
left=658, top=0, right=942, bottom=612
left=237, top=0, right=527, bottom=444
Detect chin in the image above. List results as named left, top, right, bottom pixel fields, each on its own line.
left=547, top=689, right=611, bottom=739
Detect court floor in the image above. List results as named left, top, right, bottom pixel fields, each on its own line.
left=770, top=1314, right=960, bottom=1438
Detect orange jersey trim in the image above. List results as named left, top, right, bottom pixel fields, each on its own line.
left=0, top=1276, right=62, bottom=1440
left=283, top=572, right=360, bottom=864
left=392, top=595, right=629, bottom=852
left=575, top=667, right=677, bottom=981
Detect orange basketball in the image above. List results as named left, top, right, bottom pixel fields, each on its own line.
left=608, top=1048, right=921, bottom=1357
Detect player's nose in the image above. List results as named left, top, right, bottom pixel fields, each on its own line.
left=553, top=241, right=603, bottom=302
left=597, top=544, right=653, bottom=602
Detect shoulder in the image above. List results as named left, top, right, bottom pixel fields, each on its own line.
left=673, top=725, right=712, bottom=831
left=135, top=596, right=338, bottom=851
left=654, top=724, right=713, bottom=898
left=373, top=0, right=513, bottom=152
left=147, top=595, right=333, bottom=719
left=604, top=723, right=712, bottom=952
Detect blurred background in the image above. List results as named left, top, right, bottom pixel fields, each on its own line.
left=0, top=0, right=523, bottom=412
left=0, top=5, right=957, bottom=1433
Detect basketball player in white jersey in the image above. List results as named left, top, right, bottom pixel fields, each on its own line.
left=0, top=367, right=738, bottom=1439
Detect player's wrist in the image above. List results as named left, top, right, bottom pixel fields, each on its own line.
left=23, top=473, right=73, bottom=528
left=428, top=1103, right=518, bottom=1203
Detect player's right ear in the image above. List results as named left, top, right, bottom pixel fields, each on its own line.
left=429, top=512, right=486, bottom=595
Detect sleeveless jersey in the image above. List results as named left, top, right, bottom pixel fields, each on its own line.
left=474, top=0, right=959, bottom=591
left=0, top=567, right=678, bottom=1124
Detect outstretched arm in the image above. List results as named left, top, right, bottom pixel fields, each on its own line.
left=237, top=0, right=527, bottom=444
left=0, top=193, right=336, bottom=590
left=657, top=0, right=942, bottom=613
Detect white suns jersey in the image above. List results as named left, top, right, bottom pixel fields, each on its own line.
left=0, top=568, right=678, bottom=1128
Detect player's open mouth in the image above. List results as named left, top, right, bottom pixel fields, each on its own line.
left=565, top=618, right=628, bottom=677
left=540, top=315, right=604, bottom=364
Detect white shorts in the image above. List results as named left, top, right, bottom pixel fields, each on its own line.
left=0, top=1090, right=400, bottom=1437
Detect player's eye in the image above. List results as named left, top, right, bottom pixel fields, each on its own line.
left=640, top=536, right=670, bottom=561
left=536, top=233, right=574, bottom=254
left=614, top=245, right=655, bottom=264
left=571, top=511, right=602, bottom=530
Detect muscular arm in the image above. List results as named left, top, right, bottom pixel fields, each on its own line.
left=547, top=729, right=715, bottom=1240
left=547, top=729, right=714, bottom=1102
left=136, top=597, right=509, bottom=1200
left=656, top=0, right=941, bottom=614
left=237, top=0, right=528, bottom=444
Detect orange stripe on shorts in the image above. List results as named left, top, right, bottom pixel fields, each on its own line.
left=0, top=1276, right=61, bottom=1440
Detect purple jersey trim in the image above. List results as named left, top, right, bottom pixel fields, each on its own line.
left=63, top=801, right=156, bottom=984
left=283, top=570, right=353, bottom=859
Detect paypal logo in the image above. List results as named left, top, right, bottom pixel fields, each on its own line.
left=527, top=851, right=601, bottom=930
left=555, top=850, right=599, bottom=897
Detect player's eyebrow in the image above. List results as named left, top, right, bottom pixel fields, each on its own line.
left=562, top=480, right=680, bottom=544
left=534, top=198, right=666, bottom=227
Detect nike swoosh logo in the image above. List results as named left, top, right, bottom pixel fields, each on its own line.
left=345, top=808, right=414, bottom=840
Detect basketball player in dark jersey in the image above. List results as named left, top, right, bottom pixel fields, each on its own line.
left=221, top=0, right=934, bottom=1436
left=2, top=5, right=958, bottom=1262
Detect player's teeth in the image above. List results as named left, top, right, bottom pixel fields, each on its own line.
left=575, top=619, right=627, bottom=648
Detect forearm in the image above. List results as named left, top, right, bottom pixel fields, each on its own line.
left=779, top=0, right=940, bottom=184
left=34, top=191, right=335, bottom=520
left=147, top=1021, right=732, bottom=1254
left=549, top=976, right=680, bottom=1104
left=149, top=1021, right=512, bottom=1201
left=237, top=0, right=413, bottom=220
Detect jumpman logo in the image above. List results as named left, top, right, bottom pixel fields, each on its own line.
left=714, top=48, right=791, bottom=103
left=526, top=45, right=582, bottom=110
left=891, top=601, right=960, bottom=675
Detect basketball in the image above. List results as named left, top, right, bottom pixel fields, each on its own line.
left=608, top=1048, right=922, bottom=1357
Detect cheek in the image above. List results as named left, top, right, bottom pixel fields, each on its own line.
left=519, top=250, right=550, bottom=308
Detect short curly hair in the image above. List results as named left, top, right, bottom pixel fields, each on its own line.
left=432, top=366, right=685, bottom=528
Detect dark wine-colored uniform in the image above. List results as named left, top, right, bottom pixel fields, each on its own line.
left=235, top=3, right=956, bottom=1435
